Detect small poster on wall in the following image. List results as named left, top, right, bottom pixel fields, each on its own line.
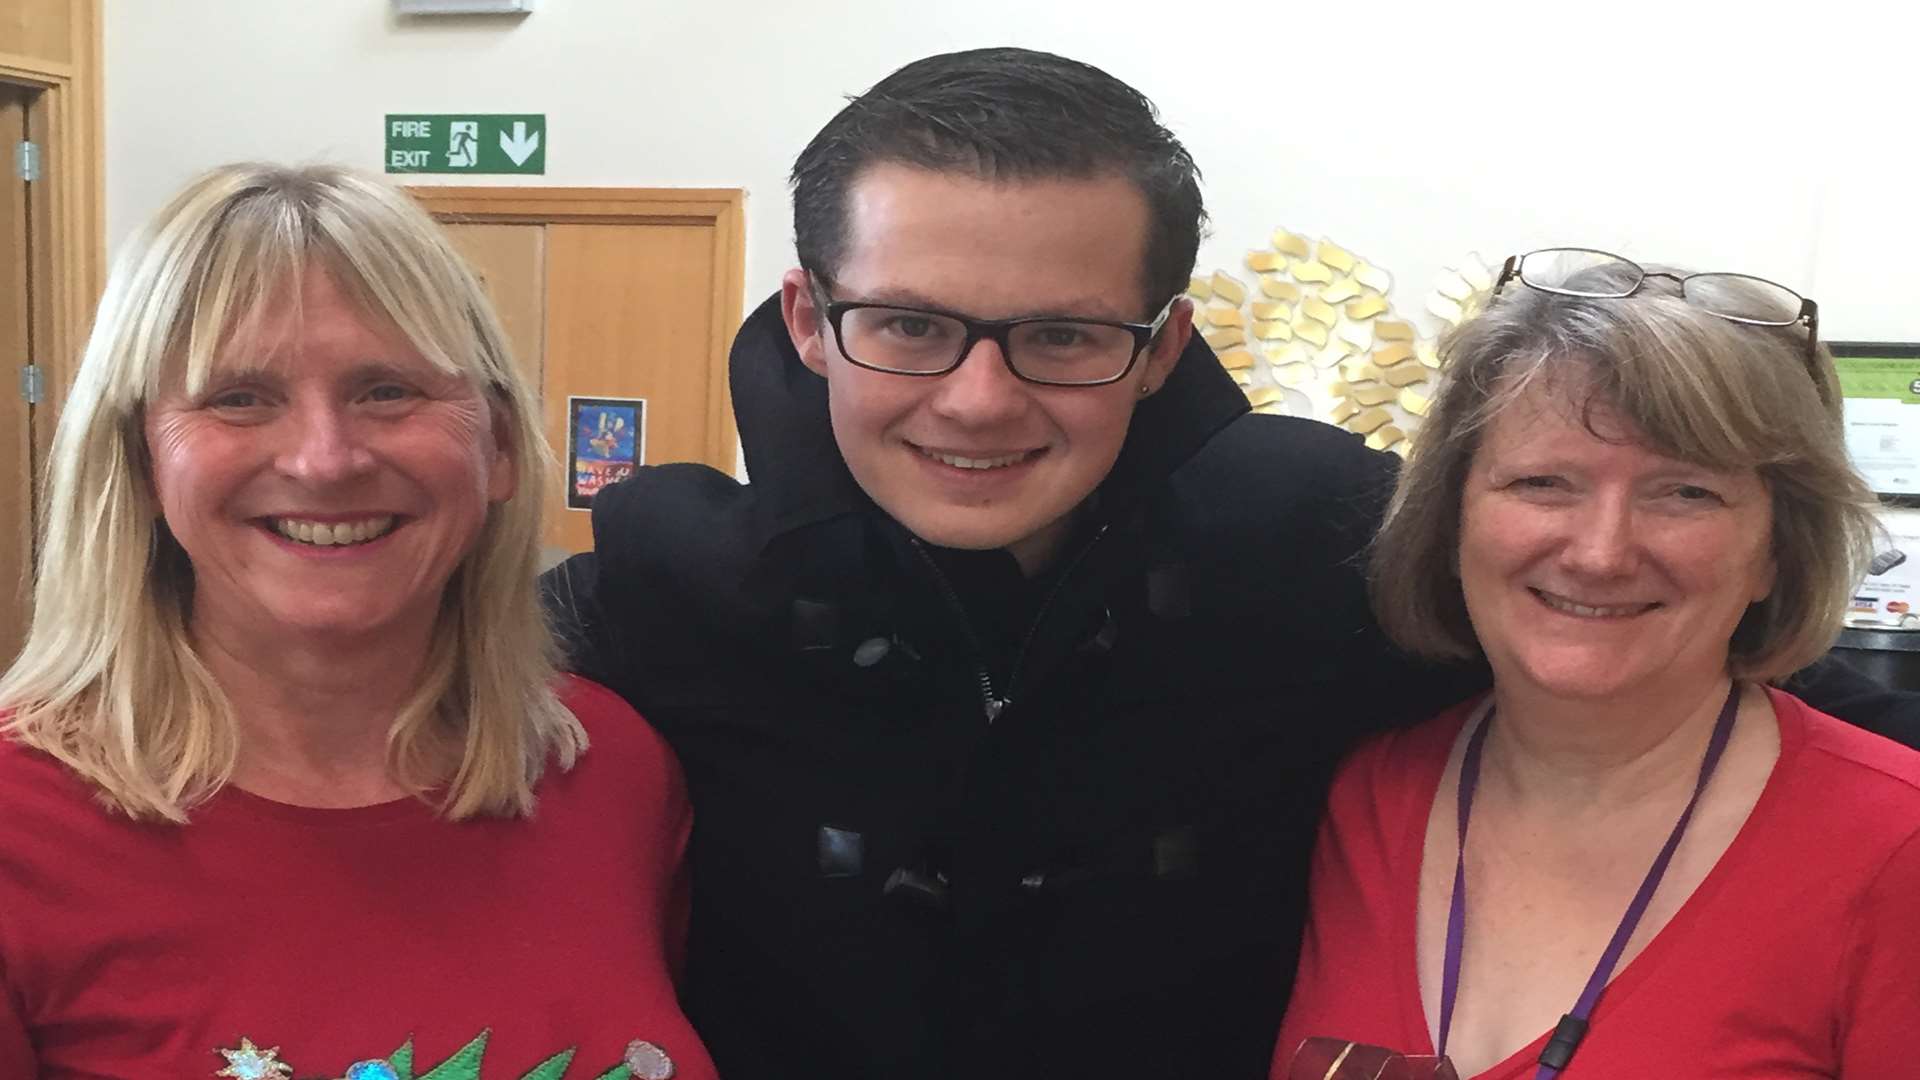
left=1833, top=343, right=1920, bottom=497
left=567, top=396, right=646, bottom=510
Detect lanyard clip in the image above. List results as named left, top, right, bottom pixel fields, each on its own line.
left=1539, top=1013, right=1590, bottom=1070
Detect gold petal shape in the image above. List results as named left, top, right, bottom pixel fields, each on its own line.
left=1346, top=406, right=1393, bottom=434
left=1365, top=425, right=1405, bottom=451
left=1428, top=295, right=1466, bottom=325
left=1263, top=342, right=1309, bottom=367
left=1260, top=278, right=1303, bottom=302
left=1315, top=340, right=1355, bottom=368
left=1459, top=256, right=1495, bottom=293
left=1246, top=251, right=1287, bottom=273
left=1231, top=368, right=1254, bottom=385
left=1337, top=321, right=1374, bottom=350
left=1211, top=272, right=1248, bottom=306
left=1301, top=297, right=1338, bottom=327
left=1291, top=259, right=1335, bottom=284
left=1350, top=385, right=1398, bottom=406
left=1353, top=261, right=1393, bottom=293
left=1320, top=277, right=1364, bottom=304
left=1208, top=305, right=1245, bottom=328
left=1383, top=364, right=1428, bottom=387
left=1293, top=320, right=1330, bottom=347
left=1340, top=358, right=1384, bottom=383
left=1246, top=386, right=1285, bottom=408
left=1374, top=319, right=1415, bottom=342
left=1398, top=387, right=1432, bottom=415
left=1272, top=228, right=1311, bottom=258
left=1202, top=326, right=1245, bottom=350
left=1373, top=342, right=1415, bottom=367
left=1434, top=271, right=1475, bottom=302
left=1418, top=339, right=1441, bottom=368
left=1273, top=361, right=1312, bottom=386
left=1346, top=295, right=1389, bottom=320
left=1317, top=240, right=1357, bottom=273
left=1218, top=348, right=1257, bottom=370
left=1253, top=401, right=1290, bottom=415
left=1251, top=319, right=1293, bottom=341
left=1251, top=301, right=1292, bottom=321
left=1187, top=276, right=1212, bottom=301
left=1329, top=398, right=1361, bottom=424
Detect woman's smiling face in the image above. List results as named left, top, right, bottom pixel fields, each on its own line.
left=143, top=269, right=514, bottom=648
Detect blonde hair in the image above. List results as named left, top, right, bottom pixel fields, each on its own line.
left=0, top=162, right=584, bottom=822
left=1371, top=260, right=1877, bottom=682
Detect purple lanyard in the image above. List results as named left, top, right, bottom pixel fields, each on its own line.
left=1436, top=682, right=1740, bottom=1079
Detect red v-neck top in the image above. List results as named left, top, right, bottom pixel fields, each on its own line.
left=1273, top=687, right=1920, bottom=1079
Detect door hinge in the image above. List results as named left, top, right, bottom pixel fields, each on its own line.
left=20, top=364, right=43, bottom=404
left=15, top=140, right=40, bottom=182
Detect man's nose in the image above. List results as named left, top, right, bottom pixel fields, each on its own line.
left=927, top=335, right=1031, bottom=425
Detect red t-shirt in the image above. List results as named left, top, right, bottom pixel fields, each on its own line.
left=0, top=675, right=717, bottom=1080
left=1274, top=687, right=1920, bottom=1079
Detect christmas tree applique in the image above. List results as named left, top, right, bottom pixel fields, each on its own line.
left=336, top=1030, right=673, bottom=1080
left=219, top=1030, right=675, bottom=1080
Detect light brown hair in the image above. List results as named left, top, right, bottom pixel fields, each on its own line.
left=1371, top=260, right=1875, bottom=681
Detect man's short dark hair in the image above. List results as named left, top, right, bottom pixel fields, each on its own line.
left=791, top=47, right=1206, bottom=314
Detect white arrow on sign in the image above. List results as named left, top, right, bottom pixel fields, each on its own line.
left=499, top=121, right=541, bottom=167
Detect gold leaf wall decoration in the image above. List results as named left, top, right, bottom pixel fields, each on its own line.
left=1195, top=232, right=1498, bottom=453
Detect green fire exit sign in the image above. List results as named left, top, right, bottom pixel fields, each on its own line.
left=385, top=114, right=546, bottom=174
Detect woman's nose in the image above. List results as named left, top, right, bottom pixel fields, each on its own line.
left=276, top=399, right=375, bottom=485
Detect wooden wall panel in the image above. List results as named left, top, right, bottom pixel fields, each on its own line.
left=412, top=186, right=744, bottom=558
left=441, top=222, right=546, bottom=386
left=0, top=0, right=75, bottom=69
left=543, top=222, right=718, bottom=553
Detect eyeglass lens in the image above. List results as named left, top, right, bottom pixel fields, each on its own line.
left=1519, top=248, right=1805, bottom=327
left=837, top=305, right=1141, bottom=383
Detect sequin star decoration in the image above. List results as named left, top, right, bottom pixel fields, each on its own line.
left=215, top=1037, right=294, bottom=1080
left=624, top=1039, right=676, bottom=1080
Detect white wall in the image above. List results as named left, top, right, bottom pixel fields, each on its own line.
left=106, top=0, right=1919, bottom=341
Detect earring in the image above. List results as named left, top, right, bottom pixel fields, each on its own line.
left=1139, top=383, right=1152, bottom=397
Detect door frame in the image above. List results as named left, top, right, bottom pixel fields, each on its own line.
left=2, top=8, right=107, bottom=473
left=409, top=186, right=745, bottom=472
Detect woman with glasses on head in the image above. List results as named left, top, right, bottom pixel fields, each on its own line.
left=0, top=164, right=714, bottom=1080
left=1273, top=250, right=1920, bottom=1079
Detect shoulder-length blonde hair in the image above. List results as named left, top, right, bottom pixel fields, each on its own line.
left=1371, top=259, right=1877, bottom=683
left=0, top=162, right=584, bottom=822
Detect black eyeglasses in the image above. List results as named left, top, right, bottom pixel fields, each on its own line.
left=814, top=288, right=1176, bottom=388
left=1494, top=247, right=1821, bottom=369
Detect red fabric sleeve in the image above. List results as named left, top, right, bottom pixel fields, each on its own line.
left=1835, top=826, right=1920, bottom=1077
left=0, top=970, right=36, bottom=1076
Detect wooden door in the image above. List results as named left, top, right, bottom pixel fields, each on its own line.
left=1, top=84, right=34, bottom=664
left=422, top=188, right=743, bottom=557
left=442, top=222, right=545, bottom=388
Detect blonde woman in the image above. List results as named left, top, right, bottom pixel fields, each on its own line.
left=0, top=164, right=714, bottom=1080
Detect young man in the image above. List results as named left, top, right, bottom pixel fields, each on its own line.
left=545, top=47, right=1917, bottom=1079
